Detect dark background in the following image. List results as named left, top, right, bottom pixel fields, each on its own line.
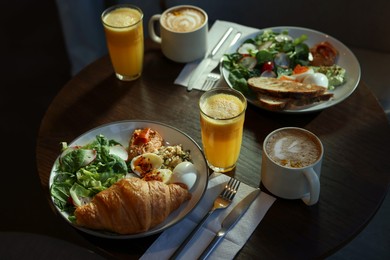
left=0, top=0, right=389, bottom=259
left=1, top=0, right=70, bottom=233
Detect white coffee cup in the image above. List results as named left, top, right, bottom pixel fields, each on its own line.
left=261, top=127, right=323, bottom=206
left=148, top=5, right=208, bottom=63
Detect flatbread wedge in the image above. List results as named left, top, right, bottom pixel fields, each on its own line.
left=247, top=77, right=334, bottom=111
left=248, top=77, right=327, bottom=99
left=255, top=92, right=334, bottom=111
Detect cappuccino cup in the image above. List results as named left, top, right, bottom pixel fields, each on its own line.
left=148, top=5, right=208, bottom=63
left=261, top=127, right=323, bottom=206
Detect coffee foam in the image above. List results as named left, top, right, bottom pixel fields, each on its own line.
left=266, top=129, right=321, bottom=168
left=162, top=7, right=205, bottom=32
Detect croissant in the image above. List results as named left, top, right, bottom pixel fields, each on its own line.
left=74, top=177, right=191, bottom=234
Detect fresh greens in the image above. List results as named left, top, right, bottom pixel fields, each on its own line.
left=50, top=135, right=128, bottom=220
left=223, top=29, right=348, bottom=95
left=223, top=29, right=311, bottom=94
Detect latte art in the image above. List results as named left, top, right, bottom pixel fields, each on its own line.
left=266, top=129, right=321, bottom=168
left=162, top=8, right=205, bottom=32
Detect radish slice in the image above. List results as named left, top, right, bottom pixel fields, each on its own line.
left=109, top=145, right=129, bottom=161
left=237, top=43, right=257, bottom=54
left=239, top=56, right=257, bottom=69
left=260, top=70, right=277, bottom=78
left=59, top=147, right=96, bottom=167
left=258, top=41, right=273, bottom=50
left=80, top=150, right=97, bottom=166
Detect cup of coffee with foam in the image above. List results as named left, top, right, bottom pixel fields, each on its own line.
left=148, top=5, right=208, bottom=63
left=261, top=127, right=323, bottom=206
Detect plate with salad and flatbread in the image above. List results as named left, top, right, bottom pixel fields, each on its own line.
left=221, top=26, right=361, bottom=113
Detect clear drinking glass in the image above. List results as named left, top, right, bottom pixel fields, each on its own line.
left=101, top=4, right=144, bottom=81
left=199, top=88, right=247, bottom=172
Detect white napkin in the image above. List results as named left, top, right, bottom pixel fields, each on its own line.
left=140, top=173, right=276, bottom=260
left=174, top=20, right=260, bottom=90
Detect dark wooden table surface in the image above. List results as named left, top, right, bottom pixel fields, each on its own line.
left=36, top=40, right=390, bottom=259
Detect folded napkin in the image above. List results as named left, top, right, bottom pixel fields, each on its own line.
left=174, top=20, right=259, bottom=90
left=140, top=173, right=276, bottom=260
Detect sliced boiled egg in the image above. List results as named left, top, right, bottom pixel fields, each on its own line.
left=291, top=67, right=314, bottom=81
left=156, top=169, right=173, bottom=183
left=302, top=72, right=329, bottom=88
left=130, top=152, right=163, bottom=177
left=170, top=161, right=198, bottom=190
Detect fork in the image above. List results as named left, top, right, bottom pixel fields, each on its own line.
left=169, top=177, right=241, bottom=259
left=201, top=65, right=222, bottom=91
left=201, top=31, right=242, bottom=91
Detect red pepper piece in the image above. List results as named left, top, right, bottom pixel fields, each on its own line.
left=133, top=128, right=151, bottom=145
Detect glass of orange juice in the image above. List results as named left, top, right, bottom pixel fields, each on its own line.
left=101, top=4, right=144, bottom=81
left=199, top=88, right=247, bottom=172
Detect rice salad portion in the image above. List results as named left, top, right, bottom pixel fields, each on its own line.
left=157, top=144, right=192, bottom=170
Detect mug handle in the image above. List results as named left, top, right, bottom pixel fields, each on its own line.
left=148, top=14, right=162, bottom=44
left=302, top=168, right=320, bottom=206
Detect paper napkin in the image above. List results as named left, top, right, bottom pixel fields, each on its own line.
left=140, top=173, right=276, bottom=260
left=174, top=20, right=259, bottom=90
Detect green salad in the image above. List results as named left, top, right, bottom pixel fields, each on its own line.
left=50, top=135, right=128, bottom=221
left=222, top=29, right=346, bottom=95
left=50, top=133, right=193, bottom=222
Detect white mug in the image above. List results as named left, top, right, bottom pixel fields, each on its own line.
left=148, top=5, right=208, bottom=63
left=261, top=127, right=323, bottom=206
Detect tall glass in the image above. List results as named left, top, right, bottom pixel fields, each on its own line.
left=199, top=88, right=247, bottom=172
left=101, top=4, right=144, bottom=81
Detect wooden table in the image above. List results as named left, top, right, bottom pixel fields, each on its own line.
left=36, top=41, right=390, bottom=259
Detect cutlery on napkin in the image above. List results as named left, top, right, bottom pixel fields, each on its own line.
left=140, top=173, right=276, bottom=260
left=198, top=188, right=260, bottom=259
left=187, top=27, right=233, bottom=91
left=175, top=20, right=260, bottom=90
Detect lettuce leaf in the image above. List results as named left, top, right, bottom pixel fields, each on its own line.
left=50, top=134, right=128, bottom=217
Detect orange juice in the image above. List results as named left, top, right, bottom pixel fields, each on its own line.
left=102, top=5, right=144, bottom=81
left=199, top=89, right=247, bottom=172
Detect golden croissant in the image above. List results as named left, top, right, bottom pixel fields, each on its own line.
left=74, top=177, right=191, bottom=234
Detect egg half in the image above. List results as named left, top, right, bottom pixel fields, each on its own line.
left=302, top=72, right=329, bottom=88
left=170, top=161, right=198, bottom=190
left=130, top=152, right=163, bottom=177
left=291, top=67, right=314, bottom=81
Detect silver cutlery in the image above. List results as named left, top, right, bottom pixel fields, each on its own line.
left=198, top=188, right=261, bottom=260
left=169, top=177, right=241, bottom=259
left=200, top=31, right=242, bottom=91
left=201, top=72, right=221, bottom=91
left=187, top=27, right=233, bottom=91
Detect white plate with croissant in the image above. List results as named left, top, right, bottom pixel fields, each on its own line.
left=49, top=120, right=209, bottom=239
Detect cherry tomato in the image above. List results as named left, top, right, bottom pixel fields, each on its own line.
left=261, top=61, right=274, bottom=72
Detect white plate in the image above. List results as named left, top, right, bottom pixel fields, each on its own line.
left=222, top=26, right=361, bottom=113
left=49, top=120, right=209, bottom=239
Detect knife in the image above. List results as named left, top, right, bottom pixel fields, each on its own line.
left=198, top=188, right=261, bottom=260
left=187, top=27, right=233, bottom=91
